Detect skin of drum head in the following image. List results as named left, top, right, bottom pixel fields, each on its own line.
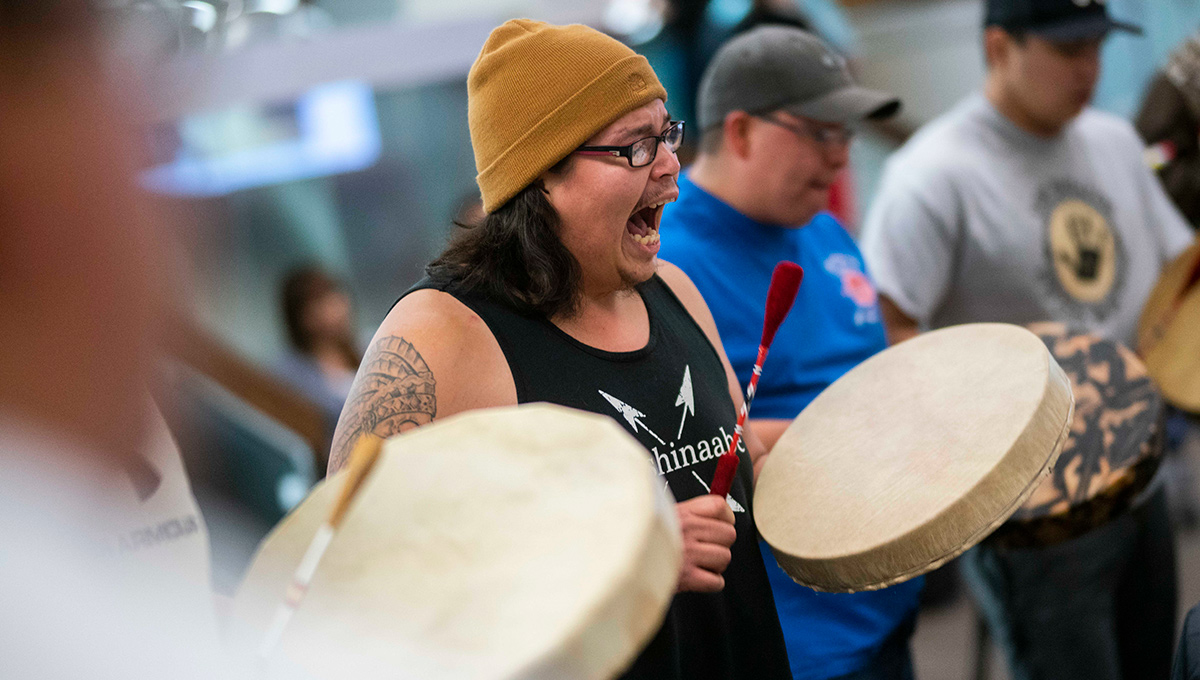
left=755, top=324, right=1074, bottom=593
left=1012, top=323, right=1163, bottom=523
left=1138, top=241, right=1200, bottom=414
left=228, top=404, right=682, bottom=680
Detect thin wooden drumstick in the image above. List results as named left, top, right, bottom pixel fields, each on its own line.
left=710, top=262, right=803, bottom=498
left=258, top=434, right=385, bottom=660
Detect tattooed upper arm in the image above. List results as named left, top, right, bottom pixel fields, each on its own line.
left=327, top=335, right=436, bottom=474
left=325, top=290, right=517, bottom=475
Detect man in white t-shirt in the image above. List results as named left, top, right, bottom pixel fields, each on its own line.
left=860, top=1, right=1191, bottom=679
left=862, top=1, right=1191, bottom=349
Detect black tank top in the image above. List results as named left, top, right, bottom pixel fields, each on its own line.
left=403, top=275, right=791, bottom=680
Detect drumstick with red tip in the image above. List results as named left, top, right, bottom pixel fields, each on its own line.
left=259, top=434, right=384, bottom=660
left=710, top=261, right=804, bottom=498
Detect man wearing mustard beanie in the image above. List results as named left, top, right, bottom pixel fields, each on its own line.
left=327, top=19, right=791, bottom=680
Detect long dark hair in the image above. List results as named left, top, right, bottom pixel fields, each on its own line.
left=426, top=181, right=582, bottom=318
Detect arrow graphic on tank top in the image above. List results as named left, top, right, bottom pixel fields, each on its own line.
left=675, top=365, right=695, bottom=440
left=690, top=470, right=746, bottom=513
left=597, top=390, right=665, bottom=445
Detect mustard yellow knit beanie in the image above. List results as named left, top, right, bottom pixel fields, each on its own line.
left=468, top=19, right=668, bottom=214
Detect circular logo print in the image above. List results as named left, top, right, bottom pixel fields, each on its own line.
left=842, top=270, right=878, bottom=308
left=1048, top=199, right=1117, bottom=303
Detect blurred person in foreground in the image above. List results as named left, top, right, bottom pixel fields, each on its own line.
left=658, top=26, right=919, bottom=680
left=860, top=0, right=1191, bottom=678
left=277, top=266, right=362, bottom=429
left=328, top=19, right=791, bottom=680
left=0, top=1, right=233, bottom=677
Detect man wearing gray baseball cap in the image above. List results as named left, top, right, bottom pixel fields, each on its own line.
left=658, top=26, right=917, bottom=680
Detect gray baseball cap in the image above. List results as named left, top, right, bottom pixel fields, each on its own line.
left=697, top=26, right=901, bottom=131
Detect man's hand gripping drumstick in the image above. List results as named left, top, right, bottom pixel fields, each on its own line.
left=709, top=262, right=803, bottom=498
left=674, top=263, right=802, bottom=594
left=259, top=434, right=385, bottom=660
left=676, top=494, right=737, bottom=592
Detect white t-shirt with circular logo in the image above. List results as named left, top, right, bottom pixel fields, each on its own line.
left=861, top=93, right=1193, bottom=347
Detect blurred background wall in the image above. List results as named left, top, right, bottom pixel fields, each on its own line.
left=134, top=0, right=1200, bottom=365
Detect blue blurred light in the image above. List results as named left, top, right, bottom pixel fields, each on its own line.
left=141, top=80, right=381, bottom=197
left=706, top=0, right=752, bottom=29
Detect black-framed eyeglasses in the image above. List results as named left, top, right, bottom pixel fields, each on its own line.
left=576, top=120, right=685, bottom=168
left=753, top=114, right=855, bottom=148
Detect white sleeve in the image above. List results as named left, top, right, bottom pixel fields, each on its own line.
left=860, top=160, right=961, bottom=327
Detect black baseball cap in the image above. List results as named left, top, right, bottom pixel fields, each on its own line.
left=985, top=0, right=1142, bottom=42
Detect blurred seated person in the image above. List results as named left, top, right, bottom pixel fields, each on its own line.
left=276, top=266, right=362, bottom=428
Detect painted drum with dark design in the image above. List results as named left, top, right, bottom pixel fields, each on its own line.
left=989, top=322, right=1164, bottom=549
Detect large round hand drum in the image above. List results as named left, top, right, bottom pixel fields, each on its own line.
left=755, top=324, right=1075, bottom=592
left=229, top=404, right=681, bottom=680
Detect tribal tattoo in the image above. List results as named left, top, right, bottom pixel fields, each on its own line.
left=327, top=336, right=436, bottom=474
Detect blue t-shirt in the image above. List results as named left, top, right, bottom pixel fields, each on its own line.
left=659, top=173, right=924, bottom=680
